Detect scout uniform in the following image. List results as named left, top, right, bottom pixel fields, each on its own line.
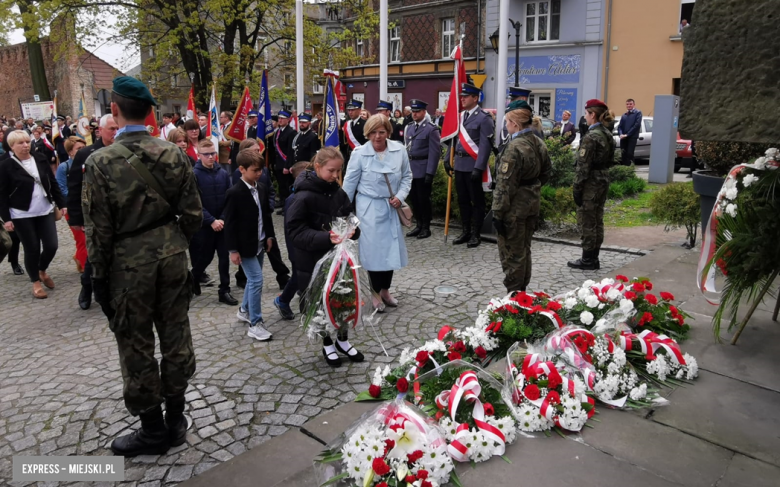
left=403, top=99, right=441, bottom=239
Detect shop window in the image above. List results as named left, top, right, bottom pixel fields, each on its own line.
left=525, top=0, right=561, bottom=43
left=442, top=18, right=455, bottom=58
left=390, top=26, right=401, bottom=63
left=680, top=0, right=695, bottom=31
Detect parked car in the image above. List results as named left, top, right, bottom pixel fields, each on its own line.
left=612, top=116, right=653, bottom=160
left=674, top=134, right=700, bottom=173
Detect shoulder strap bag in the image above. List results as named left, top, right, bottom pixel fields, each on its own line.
left=382, top=173, right=414, bottom=228
left=11, top=155, right=62, bottom=221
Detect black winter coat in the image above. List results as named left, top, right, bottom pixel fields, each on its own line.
left=285, top=171, right=358, bottom=274
left=0, top=151, right=65, bottom=222
left=67, top=138, right=106, bottom=226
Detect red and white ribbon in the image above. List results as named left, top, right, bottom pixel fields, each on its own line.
left=618, top=330, right=686, bottom=365
left=343, top=120, right=361, bottom=149
left=458, top=113, right=479, bottom=160
left=321, top=247, right=361, bottom=329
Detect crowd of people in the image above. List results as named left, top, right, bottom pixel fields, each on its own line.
left=0, top=74, right=623, bottom=459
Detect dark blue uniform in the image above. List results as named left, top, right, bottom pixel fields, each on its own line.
left=404, top=118, right=441, bottom=237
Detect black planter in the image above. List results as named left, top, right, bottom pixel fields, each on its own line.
left=692, top=170, right=726, bottom=232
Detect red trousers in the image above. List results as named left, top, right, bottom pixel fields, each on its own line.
left=64, top=213, right=87, bottom=269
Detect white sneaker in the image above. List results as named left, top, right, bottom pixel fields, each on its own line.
left=247, top=323, right=272, bottom=341
left=236, top=308, right=250, bottom=324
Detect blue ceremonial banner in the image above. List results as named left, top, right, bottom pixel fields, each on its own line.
left=323, top=76, right=340, bottom=148
left=258, top=70, right=274, bottom=138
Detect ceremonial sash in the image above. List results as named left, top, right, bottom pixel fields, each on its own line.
left=458, top=112, right=479, bottom=160
left=343, top=120, right=360, bottom=149
left=275, top=130, right=287, bottom=162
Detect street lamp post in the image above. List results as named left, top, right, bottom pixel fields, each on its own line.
left=490, top=19, right=523, bottom=87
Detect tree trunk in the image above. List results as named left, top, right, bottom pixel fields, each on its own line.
left=17, top=1, right=51, bottom=101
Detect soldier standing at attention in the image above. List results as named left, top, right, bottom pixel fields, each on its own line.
left=83, top=76, right=203, bottom=456
left=404, top=99, right=440, bottom=239
left=568, top=99, right=615, bottom=270
left=340, top=99, right=367, bottom=163
left=491, top=108, right=551, bottom=292
left=444, top=83, right=495, bottom=248
left=292, top=113, right=321, bottom=163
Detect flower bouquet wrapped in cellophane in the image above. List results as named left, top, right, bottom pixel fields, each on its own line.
left=504, top=341, right=596, bottom=436
left=301, top=214, right=375, bottom=341
left=314, top=399, right=461, bottom=487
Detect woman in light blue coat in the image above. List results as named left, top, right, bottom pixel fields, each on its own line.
left=342, top=114, right=413, bottom=309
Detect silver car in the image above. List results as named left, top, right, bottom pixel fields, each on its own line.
left=612, top=116, right=653, bottom=160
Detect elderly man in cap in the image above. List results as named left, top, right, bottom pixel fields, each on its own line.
left=444, top=83, right=495, bottom=248
left=376, top=100, right=404, bottom=141
left=340, top=99, right=367, bottom=164
left=246, top=110, right=259, bottom=140
left=293, top=113, right=321, bottom=163
left=404, top=99, right=440, bottom=239
left=273, top=109, right=297, bottom=212
left=82, top=76, right=203, bottom=456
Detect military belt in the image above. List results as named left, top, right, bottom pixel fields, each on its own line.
left=115, top=214, right=176, bottom=241
left=456, top=151, right=472, bottom=158
left=409, top=155, right=428, bottom=160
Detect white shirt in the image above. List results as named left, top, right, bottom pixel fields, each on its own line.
left=9, top=156, right=54, bottom=219
left=463, top=106, right=479, bottom=120
left=159, top=123, right=177, bottom=140
left=241, top=178, right=266, bottom=248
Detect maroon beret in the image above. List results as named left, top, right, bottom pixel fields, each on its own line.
left=585, top=99, right=608, bottom=109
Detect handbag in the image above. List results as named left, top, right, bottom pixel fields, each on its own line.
left=382, top=173, right=414, bottom=228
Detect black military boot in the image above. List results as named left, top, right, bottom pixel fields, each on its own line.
left=406, top=224, right=422, bottom=237
left=78, top=286, right=91, bottom=310
left=467, top=234, right=481, bottom=248
left=567, top=250, right=599, bottom=270
left=453, top=225, right=471, bottom=245
left=111, top=406, right=170, bottom=457
left=165, top=394, right=188, bottom=447
left=592, top=248, right=601, bottom=270
left=417, top=223, right=432, bottom=239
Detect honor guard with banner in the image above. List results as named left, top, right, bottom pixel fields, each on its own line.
left=444, top=83, right=495, bottom=248
left=404, top=99, right=440, bottom=239
left=274, top=110, right=296, bottom=209
left=376, top=100, right=404, bottom=142
left=340, top=99, right=367, bottom=164
left=293, top=113, right=321, bottom=163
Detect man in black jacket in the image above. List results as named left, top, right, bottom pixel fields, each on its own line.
left=246, top=111, right=259, bottom=140
left=617, top=98, right=643, bottom=166
left=55, top=115, right=72, bottom=162
left=224, top=148, right=276, bottom=341
left=67, top=114, right=119, bottom=310
left=292, top=113, right=321, bottom=163
left=273, top=110, right=296, bottom=214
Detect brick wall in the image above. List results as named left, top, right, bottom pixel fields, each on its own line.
left=401, top=14, right=436, bottom=61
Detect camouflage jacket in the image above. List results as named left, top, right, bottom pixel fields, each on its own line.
left=491, top=130, right=552, bottom=220
left=82, top=130, right=203, bottom=279
left=573, top=124, right=615, bottom=193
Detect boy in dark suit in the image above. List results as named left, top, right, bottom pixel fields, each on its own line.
left=224, top=148, right=276, bottom=341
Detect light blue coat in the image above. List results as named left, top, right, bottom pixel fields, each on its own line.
left=342, top=140, right=413, bottom=272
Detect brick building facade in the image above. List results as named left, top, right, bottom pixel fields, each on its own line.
left=0, top=40, right=124, bottom=120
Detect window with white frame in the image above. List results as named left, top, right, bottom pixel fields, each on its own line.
left=313, top=76, right=323, bottom=94
left=442, top=18, right=455, bottom=58
left=390, top=26, right=401, bottom=62
left=525, top=0, right=560, bottom=43
left=679, top=0, right=695, bottom=31
left=356, top=38, right=364, bottom=56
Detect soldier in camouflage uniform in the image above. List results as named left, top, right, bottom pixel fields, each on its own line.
left=491, top=108, right=551, bottom=292
left=82, top=77, right=203, bottom=457
left=568, top=99, right=615, bottom=270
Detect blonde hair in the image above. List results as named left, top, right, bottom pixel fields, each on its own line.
left=167, top=128, right=186, bottom=144
left=7, top=130, right=31, bottom=147
left=505, top=108, right=533, bottom=129
left=363, top=114, right=393, bottom=138
left=64, top=136, right=86, bottom=154
left=313, top=147, right=343, bottom=168
left=291, top=160, right=313, bottom=179
left=563, top=110, right=571, bottom=117
left=197, top=139, right=215, bottom=151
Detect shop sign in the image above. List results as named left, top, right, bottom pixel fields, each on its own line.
left=507, top=54, right=581, bottom=84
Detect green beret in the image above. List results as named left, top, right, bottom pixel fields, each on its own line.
left=507, top=100, right=533, bottom=113
left=112, top=76, right=157, bottom=106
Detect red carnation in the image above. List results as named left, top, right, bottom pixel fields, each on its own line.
left=384, top=439, right=395, bottom=451
left=624, top=291, right=637, bottom=300
left=660, top=291, right=675, bottom=301
left=547, top=370, right=563, bottom=390
left=421, top=482, right=432, bottom=487
left=524, top=384, right=541, bottom=401
left=669, top=305, right=679, bottom=317
left=507, top=305, right=520, bottom=314
left=376, top=483, right=388, bottom=487
left=447, top=351, right=462, bottom=361
left=677, top=315, right=685, bottom=325
left=513, top=292, right=534, bottom=307
left=407, top=450, right=424, bottom=463
left=546, top=301, right=562, bottom=311
left=535, top=291, right=550, bottom=299
left=475, top=346, right=487, bottom=360
left=417, top=470, right=429, bottom=480
left=451, top=341, right=467, bottom=353
left=632, top=282, right=646, bottom=293
left=483, top=403, right=495, bottom=416
left=415, top=350, right=430, bottom=366
left=546, top=390, right=561, bottom=404
left=396, top=378, right=409, bottom=393
left=644, top=281, right=653, bottom=290
left=435, top=410, right=444, bottom=421
left=615, top=275, right=629, bottom=282
left=638, top=311, right=654, bottom=326
left=369, top=384, right=381, bottom=398
left=528, top=305, right=544, bottom=314
left=372, top=458, right=391, bottom=476
left=405, top=475, right=417, bottom=483
left=645, top=293, right=658, bottom=305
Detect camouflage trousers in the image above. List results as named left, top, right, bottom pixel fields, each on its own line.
left=577, top=181, right=609, bottom=252
left=497, top=215, right=537, bottom=292
left=108, top=252, right=196, bottom=416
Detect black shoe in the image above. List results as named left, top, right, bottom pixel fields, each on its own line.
left=165, top=414, right=188, bottom=447
left=192, top=279, right=202, bottom=296
left=11, top=264, right=23, bottom=275
left=219, top=292, right=238, bottom=305
left=110, top=409, right=170, bottom=457
left=453, top=231, right=471, bottom=245
left=78, top=286, right=91, bottom=310
left=417, top=227, right=432, bottom=239
left=335, top=341, right=365, bottom=362
left=406, top=226, right=422, bottom=237
left=199, top=273, right=214, bottom=286
left=322, top=347, right=342, bottom=367
left=467, top=234, right=481, bottom=248
left=567, top=250, right=600, bottom=270
left=236, top=279, right=246, bottom=289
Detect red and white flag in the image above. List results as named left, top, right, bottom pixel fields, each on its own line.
left=186, top=85, right=196, bottom=120
left=290, top=110, right=299, bottom=131
left=224, top=86, right=252, bottom=143
left=441, top=43, right=466, bottom=143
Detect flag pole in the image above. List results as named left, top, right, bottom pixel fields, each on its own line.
left=443, top=140, right=455, bottom=243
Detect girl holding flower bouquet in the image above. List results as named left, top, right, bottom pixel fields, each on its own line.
left=286, top=147, right=363, bottom=367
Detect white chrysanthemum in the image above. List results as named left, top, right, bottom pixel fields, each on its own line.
left=605, top=288, right=621, bottom=301
left=752, top=156, right=767, bottom=170
left=583, top=279, right=596, bottom=288
left=580, top=311, right=594, bottom=325
left=684, top=354, right=699, bottom=379
left=399, top=347, right=413, bottom=365
left=577, top=287, right=591, bottom=300
left=612, top=347, right=627, bottom=368
left=742, top=173, right=758, bottom=187
left=619, top=299, right=634, bottom=313
left=646, top=355, right=669, bottom=381
left=585, top=295, right=600, bottom=308
left=564, top=297, right=578, bottom=310
left=765, top=148, right=779, bottom=158
left=629, top=383, right=647, bottom=400
left=725, top=203, right=737, bottom=217
left=600, top=278, right=615, bottom=286
left=725, top=187, right=738, bottom=200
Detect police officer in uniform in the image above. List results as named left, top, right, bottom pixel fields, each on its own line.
left=498, top=86, right=534, bottom=151
left=273, top=110, right=297, bottom=210
left=82, top=77, right=203, bottom=456
left=568, top=99, right=615, bottom=270
left=292, top=113, right=321, bottom=163
left=404, top=99, right=441, bottom=239
left=492, top=107, right=551, bottom=292
left=340, top=99, right=367, bottom=163
left=246, top=110, right=259, bottom=140
left=376, top=100, right=404, bottom=142
left=444, top=83, right=495, bottom=248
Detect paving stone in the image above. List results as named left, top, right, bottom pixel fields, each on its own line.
left=141, top=465, right=168, bottom=482
left=210, top=449, right=234, bottom=462
left=198, top=426, right=218, bottom=438
left=256, top=402, right=275, bottom=412
left=165, top=465, right=194, bottom=483
left=193, top=462, right=218, bottom=476
left=212, top=432, right=234, bottom=447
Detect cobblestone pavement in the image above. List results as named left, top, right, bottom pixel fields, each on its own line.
left=0, top=215, right=639, bottom=486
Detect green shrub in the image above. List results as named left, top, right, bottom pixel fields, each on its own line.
left=540, top=184, right=557, bottom=200
left=608, top=164, right=636, bottom=183
left=545, top=138, right=576, bottom=188
left=696, top=141, right=773, bottom=177
left=649, top=182, right=700, bottom=247
left=620, top=177, right=647, bottom=195
left=539, top=185, right=576, bottom=225
left=608, top=182, right=625, bottom=200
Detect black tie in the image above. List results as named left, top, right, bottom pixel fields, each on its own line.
left=464, top=111, right=470, bottom=123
